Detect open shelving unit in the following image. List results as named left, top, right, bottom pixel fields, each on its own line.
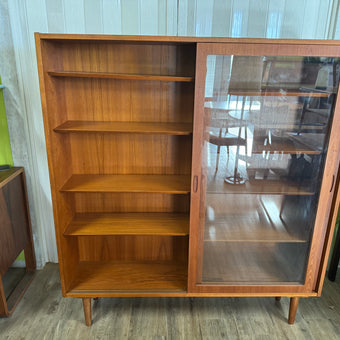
left=36, top=36, right=195, bottom=301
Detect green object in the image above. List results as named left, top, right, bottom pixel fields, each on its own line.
left=16, top=252, right=25, bottom=261
left=0, top=76, right=22, bottom=261
left=0, top=76, right=13, bottom=166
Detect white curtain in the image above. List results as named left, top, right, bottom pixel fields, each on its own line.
left=4, top=0, right=339, bottom=267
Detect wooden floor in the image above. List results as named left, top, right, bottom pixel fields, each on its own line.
left=0, top=264, right=339, bottom=339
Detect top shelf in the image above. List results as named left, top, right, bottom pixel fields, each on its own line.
left=47, top=71, right=194, bottom=82
left=54, top=121, right=193, bottom=135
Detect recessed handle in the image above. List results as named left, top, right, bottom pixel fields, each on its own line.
left=330, top=174, right=335, bottom=192
left=193, top=175, right=198, bottom=193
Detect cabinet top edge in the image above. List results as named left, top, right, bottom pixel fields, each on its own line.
left=0, top=167, right=24, bottom=187
left=34, top=33, right=340, bottom=46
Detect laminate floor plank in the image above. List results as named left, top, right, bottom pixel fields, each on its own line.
left=0, top=264, right=339, bottom=340
left=165, top=298, right=202, bottom=340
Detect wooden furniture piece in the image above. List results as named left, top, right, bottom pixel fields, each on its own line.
left=35, top=34, right=340, bottom=326
left=0, top=167, right=36, bottom=316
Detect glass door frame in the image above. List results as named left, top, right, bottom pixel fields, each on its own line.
left=188, top=41, right=340, bottom=295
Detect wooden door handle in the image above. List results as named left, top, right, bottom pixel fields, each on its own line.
left=330, top=174, right=335, bottom=192
left=193, top=175, right=198, bottom=193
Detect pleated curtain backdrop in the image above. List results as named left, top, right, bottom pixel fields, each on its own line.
left=4, top=0, right=340, bottom=267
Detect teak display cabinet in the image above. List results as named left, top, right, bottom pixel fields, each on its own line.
left=35, top=34, right=340, bottom=326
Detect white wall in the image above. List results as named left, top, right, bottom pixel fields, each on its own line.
left=4, top=0, right=339, bottom=267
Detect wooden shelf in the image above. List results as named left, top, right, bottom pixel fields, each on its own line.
left=229, top=88, right=332, bottom=97
left=204, top=196, right=306, bottom=243
left=226, top=110, right=326, bottom=131
left=64, top=212, right=189, bottom=236
left=202, top=242, right=307, bottom=284
left=205, top=217, right=305, bottom=242
left=48, top=71, right=194, bottom=82
left=204, top=194, right=310, bottom=243
left=60, top=174, right=191, bottom=194
left=68, top=261, right=187, bottom=292
left=252, top=136, right=322, bottom=155
left=206, top=145, right=315, bottom=195
left=54, top=121, right=193, bottom=135
left=207, top=176, right=314, bottom=195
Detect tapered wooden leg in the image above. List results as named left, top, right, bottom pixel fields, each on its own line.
left=288, top=297, right=299, bottom=324
left=0, top=278, right=9, bottom=316
left=82, top=298, right=92, bottom=326
left=275, top=297, right=281, bottom=301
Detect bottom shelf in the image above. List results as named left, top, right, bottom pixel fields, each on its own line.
left=68, top=261, right=187, bottom=294
left=202, top=242, right=308, bottom=284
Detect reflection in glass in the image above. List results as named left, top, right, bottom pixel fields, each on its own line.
left=200, top=55, right=339, bottom=284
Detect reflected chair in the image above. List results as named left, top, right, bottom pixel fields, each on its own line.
left=207, top=56, right=264, bottom=183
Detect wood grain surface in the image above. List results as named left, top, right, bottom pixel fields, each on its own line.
left=60, top=174, right=191, bottom=193
left=64, top=212, right=189, bottom=236
left=54, top=121, right=193, bottom=135
left=48, top=71, right=194, bottom=82
left=70, top=261, right=188, bottom=292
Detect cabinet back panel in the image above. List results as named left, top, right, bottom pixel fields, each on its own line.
left=69, top=134, right=192, bottom=175
left=59, top=42, right=196, bottom=77
left=60, top=78, right=194, bottom=123
left=73, top=193, right=190, bottom=213
left=77, top=235, right=188, bottom=262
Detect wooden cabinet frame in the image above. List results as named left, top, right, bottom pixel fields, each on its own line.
left=35, top=34, right=340, bottom=326
left=188, top=42, right=340, bottom=296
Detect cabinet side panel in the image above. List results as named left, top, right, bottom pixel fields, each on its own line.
left=315, top=167, right=340, bottom=294
left=36, top=36, right=78, bottom=293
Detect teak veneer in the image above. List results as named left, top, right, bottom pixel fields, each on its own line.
left=48, top=71, right=194, bottom=82
left=60, top=175, right=191, bottom=194
left=35, top=33, right=340, bottom=326
left=54, top=121, right=193, bottom=135
left=0, top=168, right=36, bottom=316
left=64, top=213, right=189, bottom=236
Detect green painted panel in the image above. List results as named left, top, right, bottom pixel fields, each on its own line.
left=0, top=76, right=13, bottom=166
left=16, top=251, right=25, bottom=261
left=0, top=78, right=22, bottom=261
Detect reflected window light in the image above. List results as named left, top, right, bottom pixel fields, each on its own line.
left=208, top=226, right=216, bottom=241
left=266, top=12, right=282, bottom=38
left=207, top=205, right=215, bottom=221
left=232, top=11, right=243, bottom=37
left=205, top=55, right=216, bottom=97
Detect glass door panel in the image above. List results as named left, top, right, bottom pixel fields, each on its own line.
left=199, top=54, right=339, bottom=285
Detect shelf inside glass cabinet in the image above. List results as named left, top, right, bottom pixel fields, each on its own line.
left=206, top=169, right=315, bottom=195
left=201, top=241, right=308, bottom=284
left=204, top=194, right=314, bottom=242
